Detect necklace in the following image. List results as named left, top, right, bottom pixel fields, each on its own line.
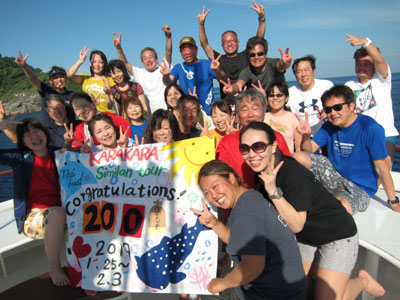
left=180, top=63, right=194, bottom=80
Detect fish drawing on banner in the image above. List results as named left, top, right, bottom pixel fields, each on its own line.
left=134, top=217, right=210, bottom=291
left=59, top=152, right=97, bottom=200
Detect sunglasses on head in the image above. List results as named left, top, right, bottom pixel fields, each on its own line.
left=239, top=141, right=269, bottom=155
left=323, top=103, right=349, bottom=114
left=249, top=51, right=265, bottom=58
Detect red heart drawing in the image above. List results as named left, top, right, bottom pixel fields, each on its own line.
left=72, top=236, right=92, bottom=258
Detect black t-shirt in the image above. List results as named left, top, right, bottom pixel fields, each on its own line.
left=239, top=57, right=286, bottom=92
left=213, top=50, right=249, bottom=104
left=255, top=156, right=357, bottom=246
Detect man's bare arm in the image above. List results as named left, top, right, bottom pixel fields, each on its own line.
left=162, top=25, right=172, bottom=66
left=345, top=34, right=388, bottom=78
left=251, top=1, right=266, bottom=38
left=374, top=158, right=399, bottom=212
left=197, top=6, right=214, bottom=59
left=14, top=50, right=42, bottom=92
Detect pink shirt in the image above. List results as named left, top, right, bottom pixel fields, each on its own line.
left=264, top=111, right=300, bottom=154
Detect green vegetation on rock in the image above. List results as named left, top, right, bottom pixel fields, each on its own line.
left=0, top=55, right=81, bottom=114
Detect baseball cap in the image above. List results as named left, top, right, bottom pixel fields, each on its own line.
left=179, top=36, right=197, bottom=48
left=48, top=66, right=67, bottom=78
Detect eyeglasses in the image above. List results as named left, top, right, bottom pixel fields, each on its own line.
left=239, top=141, right=269, bottom=155
left=47, top=105, right=64, bottom=112
left=223, top=39, right=238, bottom=45
left=323, top=103, right=349, bottom=114
left=249, top=51, right=265, bottom=58
left=268, top=93, right=284, bottom=98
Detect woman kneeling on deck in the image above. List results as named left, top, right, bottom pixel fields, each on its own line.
left=192, top=160, right=307, bottom=300
left=239, top=121, right=385, bottom=300
left=0, top=116, right=69, bottom=286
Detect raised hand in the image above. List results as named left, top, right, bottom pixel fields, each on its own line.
left=226, top=114, right=236, bottom=134
left=188, top=86, right=198, bottom=99
left=76, top=138, right=92, bottom=153
left=14, top=50, right=29, bottom=67
left=345, top=34, right=368, bottom=47
left=117, top=126, right=130, bottom=148
left=220, top=78, right=233, bottom=95
left=197, top=5, right=210, bottom=25
left=258, top=161, right=284, bottom=196
left=198, top=120, right=212, bottom=138
left=103, top=78, right=111, bottom=95
left=0, top=101, right=21, bottom=130
left=250, top=0, right=265, bottom=19
left=89, top=92, right=101, bottom=106
left=295, top=112, right=312, bottom=136
left=189, top=198, right=218, bottom=229
left=112, top=32, right=122, bottom=49
left=279, top=47, right=293, bottom=66
left=251, top=79, right=266, bottom=97
left=79, top=46, right=90, bottom=63
left=159, top=61, right=170, bottom=76
left=132, top=134, right=144, bottom=147
left=63, top=123, right=75, bottom=145
left=210, top=53, right=222, bottom=71
left=316, top=106, right=327, bottom=121
left=162, top=25, right=171, bottom=37
left=0, top=101, right=6, bottom=122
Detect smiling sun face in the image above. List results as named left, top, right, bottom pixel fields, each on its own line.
left=161, top=136, right=215, bottom=185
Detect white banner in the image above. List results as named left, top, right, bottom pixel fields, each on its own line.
left=56, top=137, right=217, bottom=294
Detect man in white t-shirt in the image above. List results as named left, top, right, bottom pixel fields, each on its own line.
left=344, top=34, right=399, bottom=163
left=112, top=25, right=172, bottom=113
left=288, top=55, right=333, bottom=135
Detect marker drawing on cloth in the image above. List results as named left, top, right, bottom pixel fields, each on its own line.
left=56, top=136, right=217, bottom=294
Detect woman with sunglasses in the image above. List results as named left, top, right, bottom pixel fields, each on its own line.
left=192, top=159, right=307, bottom=300
left=67, top=47, right=116, bottom=113
left=239, top=121, right=385, bottom=300
left=264, top=82, right=301, bottom=154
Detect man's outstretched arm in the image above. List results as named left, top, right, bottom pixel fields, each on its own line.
left=197, top=6, right=214, bottom=59
left=345, top=34, right=388, bottom=78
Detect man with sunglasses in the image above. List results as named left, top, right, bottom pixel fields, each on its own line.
left=344, top=34, right=398, bottom=167
left=220, top=36, right=292, bottom=96
left=295, top=85, right=399, bottom=214
left=216, top=88, right=291, bottom=188
left=197, top=2, right=266, bottom=104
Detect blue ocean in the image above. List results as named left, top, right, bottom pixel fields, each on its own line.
left=1, top=73, right=400, bottom=202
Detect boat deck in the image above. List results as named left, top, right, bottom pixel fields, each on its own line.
left=1, top=183, right=399, bottom=299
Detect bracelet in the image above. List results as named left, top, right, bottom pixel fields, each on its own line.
left=387, top=196, right=399, bottom=206
left=363, top=37, right=372, bottom=48
left=258, top=17, right=266, bottom=22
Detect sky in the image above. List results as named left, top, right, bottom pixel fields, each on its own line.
left=1, top=0, right=399, bottom=81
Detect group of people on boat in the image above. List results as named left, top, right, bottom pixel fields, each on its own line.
left=0, top=1, right=399, bottom=299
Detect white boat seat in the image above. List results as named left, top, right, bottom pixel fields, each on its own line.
left=353, top=188, right=400, bottom=300
left=0, top=200, right=43, bottom=277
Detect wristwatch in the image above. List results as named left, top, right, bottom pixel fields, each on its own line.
left=387, top=196, right=399, bottom=206
left=269, top=187, right=283, bottom=200
left=363, top=37, right=372, bottom=48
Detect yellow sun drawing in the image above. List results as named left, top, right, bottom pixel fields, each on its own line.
left=161, top=136, right=215, bottom=185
